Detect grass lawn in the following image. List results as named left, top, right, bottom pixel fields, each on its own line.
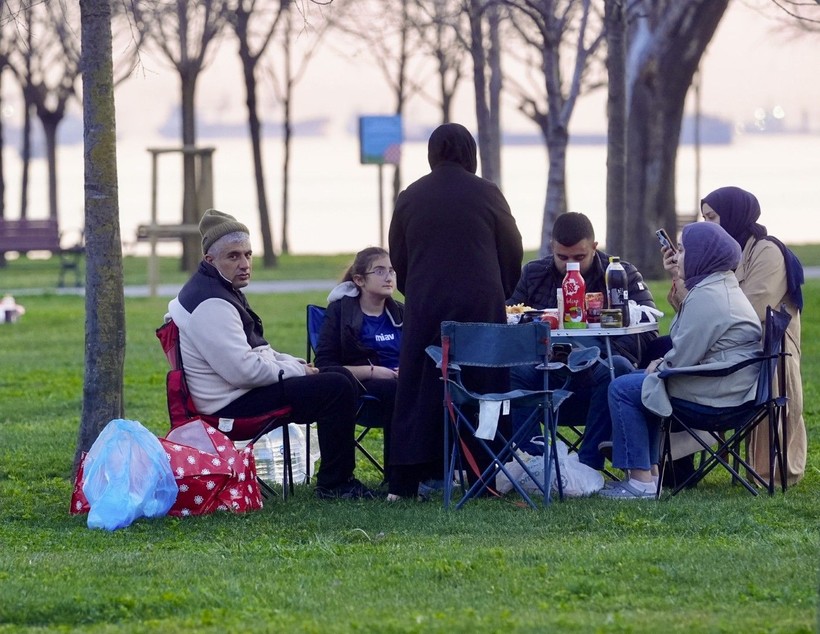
left=0, top=256, right=818, bottom=633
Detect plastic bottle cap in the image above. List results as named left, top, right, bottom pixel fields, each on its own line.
left=566, top=262, right=580, bottom=271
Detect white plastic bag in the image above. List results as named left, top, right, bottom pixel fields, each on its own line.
left=82, top=419, right=178, bottom=530
left=628, top=300, right=664, bottom=324
left=496, top=451, right=545, bottom=495
left=550, top=441, right=605, bottom=497
left=497, top=439, right=604, bottom=497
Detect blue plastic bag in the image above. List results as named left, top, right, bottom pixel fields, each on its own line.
left=82, top=419, right=178, bottom=530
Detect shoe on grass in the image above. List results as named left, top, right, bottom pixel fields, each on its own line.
left=315, top=478, right=378, bottom=500
left=598, top=479, right=656, bottom=500
left=417, top=478, right=446, bottom=501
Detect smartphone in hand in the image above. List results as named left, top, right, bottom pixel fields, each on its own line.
left=655, top=228, right=677, bottom=254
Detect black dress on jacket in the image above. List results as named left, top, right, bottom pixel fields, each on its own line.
left=387, top=123, right=523, bottom=496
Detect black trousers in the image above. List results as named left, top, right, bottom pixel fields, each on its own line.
left=214, top=367, right=358, bottom=490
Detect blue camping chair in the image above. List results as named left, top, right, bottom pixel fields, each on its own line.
left=425, top=320, right=573, bottom=509
left=306, top=304, right=386, bottom=476
left=657, top=305, right=791, bottom=497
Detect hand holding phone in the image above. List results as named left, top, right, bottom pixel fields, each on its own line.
left=655, top=229, right=677, bottom=254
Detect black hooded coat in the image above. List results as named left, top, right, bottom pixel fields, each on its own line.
left=387, top=123, right=523, bottom=469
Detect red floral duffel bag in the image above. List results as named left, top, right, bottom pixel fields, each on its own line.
left=160, top=419, right=263, bottom=516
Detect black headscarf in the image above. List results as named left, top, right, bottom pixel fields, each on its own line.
left=700, top=186, right=767, bottom=247
left=427, top=123, right=478, bottom=174
left=681, top=222, right=741, bottom=290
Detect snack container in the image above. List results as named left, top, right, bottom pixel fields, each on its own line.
left=585, top=292, right=604, bottom=328
left=542, top=309, right=560, bottom=329
left=600, top=309, right=623, bottom=328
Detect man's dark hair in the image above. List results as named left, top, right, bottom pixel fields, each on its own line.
left=552, top=212, right=595, bottom=246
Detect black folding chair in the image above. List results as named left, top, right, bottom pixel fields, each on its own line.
left=306, top=304, right=385, bottom=476
left=425, top=320, right=573, bottom=509
left=657, top=305, right=791, bottom=497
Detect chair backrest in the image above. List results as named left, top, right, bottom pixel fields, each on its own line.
left=306, top=304, right=327, bottom=363
left=755, top=305, right=791, bottom=405
left=440, top=320, right=551, bottom=368
left=156, top=319, right=182, bottom=370
left=156, top=319, right=199, bottom=427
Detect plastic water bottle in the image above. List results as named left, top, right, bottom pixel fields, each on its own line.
left=251, top=424, right=308, bottom=485
left=562, top=262, right=587, bottom=329
left=605, top=256, right=630, bottom=327
left=252, top=433, right=277, bottom=483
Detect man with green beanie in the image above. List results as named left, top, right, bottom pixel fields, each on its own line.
left=165, top=209, right=376, bottom=499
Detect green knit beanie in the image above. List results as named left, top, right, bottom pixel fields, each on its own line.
left=199, top=209, right=249, bottom=254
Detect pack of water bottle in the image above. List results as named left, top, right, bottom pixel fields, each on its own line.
left=237, top=423, right=320, bottom=486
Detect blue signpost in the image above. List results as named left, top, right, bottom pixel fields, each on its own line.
left=359, top=115, right=402, bottom=246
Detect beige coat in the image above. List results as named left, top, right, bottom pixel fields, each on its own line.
left=665, top=237, right=805, bottom=486
left=735, top=237, right=805, bottom=486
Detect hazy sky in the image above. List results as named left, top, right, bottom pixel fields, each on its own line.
left=112, top=0, right=820, bottom=139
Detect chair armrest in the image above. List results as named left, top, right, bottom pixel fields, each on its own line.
left=425, top=345, right=442, bottom=367
left=657, top=354, right=770, bottom=380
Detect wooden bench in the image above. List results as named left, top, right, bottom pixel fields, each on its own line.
left=0, top=217, right=85, bottom=287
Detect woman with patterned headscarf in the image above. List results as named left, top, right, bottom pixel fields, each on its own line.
left=602, top=223, right=762, bottom=499
left=663, top=186, right=805, bottom=486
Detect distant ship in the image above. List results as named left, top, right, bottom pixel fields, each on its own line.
left=396, top=112, right=734, bottom=147
left=157, top=108, right=330, bottom=140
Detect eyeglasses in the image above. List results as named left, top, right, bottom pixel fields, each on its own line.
left=364, top=266, right=396, bottom=278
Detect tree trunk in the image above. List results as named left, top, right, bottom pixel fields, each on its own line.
left=239, top=42, right=277, bottom=267
left=605, top=0, right=627, bottom=254
left=180, top=69, right=199, bottom=272
left=40, top=112, right=61, bottom=219
left=76, top=0, right=125, bottom=473
left=20, top=94, right=31, bottom=220
left=281, top=90, right=292, bottom=254
left=486, top=3, right=502, bottom=186
left=625, top=0, right=729, bottom=277
left=539, top=124, right=569, bottom=256
left=0, top=72, right=4, bottom=221
left=468, top=0, right=499, bottom=184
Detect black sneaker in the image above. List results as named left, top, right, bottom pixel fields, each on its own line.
left=315, top=478, right=378, bottom=500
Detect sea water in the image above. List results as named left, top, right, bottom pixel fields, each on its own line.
left=1, top=131, right=818, bottom=256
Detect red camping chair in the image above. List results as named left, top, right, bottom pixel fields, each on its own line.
left=156, top=319, right=301, bottom=499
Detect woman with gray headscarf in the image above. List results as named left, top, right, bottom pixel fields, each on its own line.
left=601, top=222, right=762, bottom=499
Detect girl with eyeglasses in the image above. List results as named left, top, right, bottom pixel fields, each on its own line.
left=315, top=247, right=404, bottom=472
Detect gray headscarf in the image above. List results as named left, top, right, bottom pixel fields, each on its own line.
left=427, top=123, right=478, bottom=174
left=682, top=222, right=741, bottom=290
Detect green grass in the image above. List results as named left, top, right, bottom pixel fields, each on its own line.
left=0, top=262, right=818, bottom=633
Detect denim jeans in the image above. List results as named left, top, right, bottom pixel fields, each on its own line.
left=607, top=370, right=661, bottom=471
left=510, top=355, right=634, bottom=470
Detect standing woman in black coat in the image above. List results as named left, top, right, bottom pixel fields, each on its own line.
left=387, top=123, right=523, bottom=500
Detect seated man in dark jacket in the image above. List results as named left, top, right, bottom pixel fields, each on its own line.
left=507, top=212, right=658, bottom=470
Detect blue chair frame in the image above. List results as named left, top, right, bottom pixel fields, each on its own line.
left=657, top=305, right=791, bottom=496
left=306, top=304, right=385, bottom=476
left=425, top=320, right=573, bottom=509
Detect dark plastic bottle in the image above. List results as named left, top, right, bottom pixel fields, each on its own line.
left=605, top=256, right=630, bottom=327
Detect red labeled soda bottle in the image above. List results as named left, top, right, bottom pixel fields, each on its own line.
left=562, top=262, right=587, bottom=329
